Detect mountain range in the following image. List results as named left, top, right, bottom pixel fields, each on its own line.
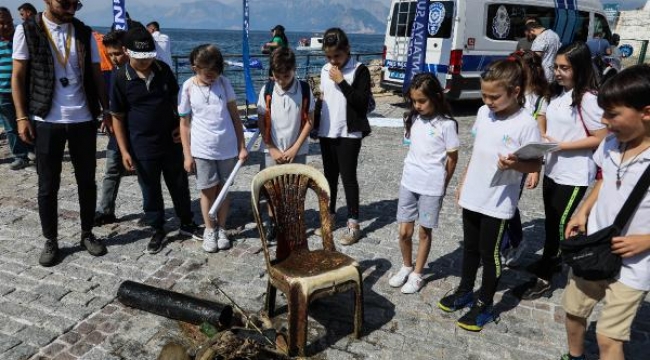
left=83, top=0, right=391, bottom=34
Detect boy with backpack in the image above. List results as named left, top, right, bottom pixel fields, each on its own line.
left=256, top=47, right=314, bottom=240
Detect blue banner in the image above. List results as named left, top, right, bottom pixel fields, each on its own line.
left=402, top=0, right=429, bottom=94
left=242, top=0, right=257, bottom=105
left=112, top=0, right=127, bottom=31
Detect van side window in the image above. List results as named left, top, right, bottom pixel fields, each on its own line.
left=485, top=4, right=556, bottom=41
left=389, top=1, right=455, bottom=39
left=593, top=13, right=613, bottom=42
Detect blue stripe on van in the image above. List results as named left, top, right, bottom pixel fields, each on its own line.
left=386, top=55, right=508, bottom=75
left=555, top=1, right=568, bottom=44
left=566, top=0, right=579, bottom=43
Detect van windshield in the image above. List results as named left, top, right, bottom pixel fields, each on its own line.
left=389, top=1, right=454, bottom=39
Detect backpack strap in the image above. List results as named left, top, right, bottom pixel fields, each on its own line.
left=263, top=79, right=275, bottom=144
left=298, top=80, right=310, bottom=132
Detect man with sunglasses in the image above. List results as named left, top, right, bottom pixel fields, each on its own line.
left=11, top=0, right=111, bottom=267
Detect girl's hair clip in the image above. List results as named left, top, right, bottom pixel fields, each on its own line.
left=506, top=56, right=518, bottom=62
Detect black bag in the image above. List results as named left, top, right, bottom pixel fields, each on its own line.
left=560, top=163, right=650, bottom=280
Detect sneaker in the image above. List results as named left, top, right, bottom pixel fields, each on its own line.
left=146, top=229, right=166, bottom=254
left=388, top=266, right=413, bottom=287
left=265, top=222, right=277, bottom=243
left=179, top=222, right=201, bottom=239
left=338, top=226, right=361, bottom=246
left=27, top=151, right=36, bottom=161
left=80, top=232, right=107, bottom=256
left=39, top=239, right=59, bottom=267
left=520, top=278, right=552, bottom=300
left=9, top=158, right=29, bottom=170
left=217, top=228, right=231, bottom=250
left=437, top=290, right=474, bottom=313
left=315, top=214, right=335, bottom=237
left=503, top=243, right=527, bottom=268
left=202, top=228, right=218, bottom=252
left=457, top=299, right=496, bottom=332
left=401, top=272, right=424, bottom=294
left=93, top=212, right=117, bottom=227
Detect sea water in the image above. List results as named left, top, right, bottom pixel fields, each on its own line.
left=95, top=28, right=384, bottom=103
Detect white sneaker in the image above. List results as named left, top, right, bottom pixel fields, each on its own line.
left=401, top=272, right=424, bottom=294
left=388, top=266, right=413, bottom=287
left=217, top=228, right=231, bottom=250
left=202, top=228, right=218, bottom=253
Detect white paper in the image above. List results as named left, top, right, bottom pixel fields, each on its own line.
left=513, top=142, right=559, bottom=160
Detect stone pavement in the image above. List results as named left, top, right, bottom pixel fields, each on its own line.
left=0, top=96, right=648, bottom=360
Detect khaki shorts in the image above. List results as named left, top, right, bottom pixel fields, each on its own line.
left=561, top=271, right=647, bottom=341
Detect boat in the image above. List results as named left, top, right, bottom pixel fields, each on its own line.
left=296, top=36, right=323, bottom=51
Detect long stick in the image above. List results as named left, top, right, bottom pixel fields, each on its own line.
left=208, top=130, right=259, bottom=219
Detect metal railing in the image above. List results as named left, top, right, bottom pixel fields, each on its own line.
left=171, top=52, right=383, bottom=103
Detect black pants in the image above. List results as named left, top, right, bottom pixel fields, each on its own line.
left=539, top=176, right=587, bottom=280
left=34, top=120, right=97, bottom=240
left=133, top=146, right=193, bottom=229
left=319, top=137, right=362, bottom=220
left=458, top=209, right=507, bottom=304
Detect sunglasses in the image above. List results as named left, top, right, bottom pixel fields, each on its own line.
left=56, top=0, right=83, bottom=11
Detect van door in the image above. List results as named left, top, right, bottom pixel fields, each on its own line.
left=381, top=0, right=456, bottom=93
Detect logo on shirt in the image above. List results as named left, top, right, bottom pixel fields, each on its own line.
left=502, top=134, right=519, bottom=149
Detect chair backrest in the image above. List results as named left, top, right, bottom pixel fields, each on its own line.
left=251, top=164, right=335, bottom=266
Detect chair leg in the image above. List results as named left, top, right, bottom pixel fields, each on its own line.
left=287, top=288, right=309, bottom=357
left=265, top=281, right=277, bottom=317
left=353, top=278, right=364, bottom=339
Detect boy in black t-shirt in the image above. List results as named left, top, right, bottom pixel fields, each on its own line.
left=111, top=28, right=198, bottom=254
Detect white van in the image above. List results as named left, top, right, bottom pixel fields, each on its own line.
left=381, top=0, right=613, bottom=100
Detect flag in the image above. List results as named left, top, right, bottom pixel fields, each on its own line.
left=242, top=0, right=257, bottom=105
left=402, top=0, right=429, bottom=94
left=113, top=0, right=128, bottom=31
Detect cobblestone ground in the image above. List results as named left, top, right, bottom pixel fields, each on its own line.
left=0, top=96, right=648, bottom=360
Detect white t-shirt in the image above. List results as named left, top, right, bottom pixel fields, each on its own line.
left=257, top=80, right=315, bottom=155
left=459, top=106, right=541, bottom=219
left=152, top=31, right=172, bottom=67
left=401, top=115, right=459, bottom=196
left=318, top=59, right=362, bottom=139
left=531, top=29, right=561, bottom=83
left=545, top=90, right=605, bottom=186
left=178, top=76, right=238, bottom=160
left=523, top=93, right=548, bottom=119
left=12, top=17, right=100, bottom=123
left=589, top=135, right=650, bottom=291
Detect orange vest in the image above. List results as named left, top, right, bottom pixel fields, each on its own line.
left=93, top=31, right=113, bottom=72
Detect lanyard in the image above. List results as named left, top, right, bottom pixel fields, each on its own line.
left=43, top=23, right=72, bottom=68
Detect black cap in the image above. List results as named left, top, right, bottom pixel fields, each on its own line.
left=271, top=24, right=285, bottom=32
left=125, top=27, right=157, bottom=59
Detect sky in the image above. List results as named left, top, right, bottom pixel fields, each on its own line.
left=2, top=0, right=646, bottom=25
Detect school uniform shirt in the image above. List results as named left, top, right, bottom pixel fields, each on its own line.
left=523, top=93, right=548, bottom=119
left=401, top=115, right=459, bottom=196
left=12, top=17, right=101, bottom=123
left=178, top=76, right=238, bottom=161
left=458, top=106, right=541, bottom=219
left=589, top=135, right=650, bottom=291
left=544, top=90, right=605, bottom=186
left=256, top=80, right=315, bottom=155
left=318, top=59, right=362, bottom=139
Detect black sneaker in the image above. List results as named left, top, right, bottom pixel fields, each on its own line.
left=457, top=299, right=497, bottom=332
left=94, top=212, right=118, bottom=227
left=39, top=239, right=59, bottom=267
left=521, top=278, right=552, bottom=300
left=437, top=290, right=474, bottom=313
left=146, top=229, right=166, bottom=254
left=179, top=222, right=201, bottom=239
left=80, top=231, right=107, bottom=256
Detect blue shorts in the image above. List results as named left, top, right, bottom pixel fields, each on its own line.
left=396, top=185, right=443, bottom=229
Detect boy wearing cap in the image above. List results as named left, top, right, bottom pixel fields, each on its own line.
left=110, top=28, right=198, bottom=254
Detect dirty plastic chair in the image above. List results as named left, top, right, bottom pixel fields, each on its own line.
left=251, top=163, right=364, bottom=356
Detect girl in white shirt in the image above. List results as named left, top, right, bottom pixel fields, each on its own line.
left=561, top=64, right=650, bottom=360
left=437, top=59, right=542, bottom=332
left=522, top=42, right=608, bottom=300
left=388, top=73, right=459, bottom=294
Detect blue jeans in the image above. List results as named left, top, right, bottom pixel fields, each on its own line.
left=134, top=146, right=193, bottom=229
left=97, top=147, right=124, bottom=215
left=0, top=94, right=33, bottom=160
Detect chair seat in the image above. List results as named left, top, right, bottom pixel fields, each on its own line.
left=271, top=250, right=360, bottom=295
